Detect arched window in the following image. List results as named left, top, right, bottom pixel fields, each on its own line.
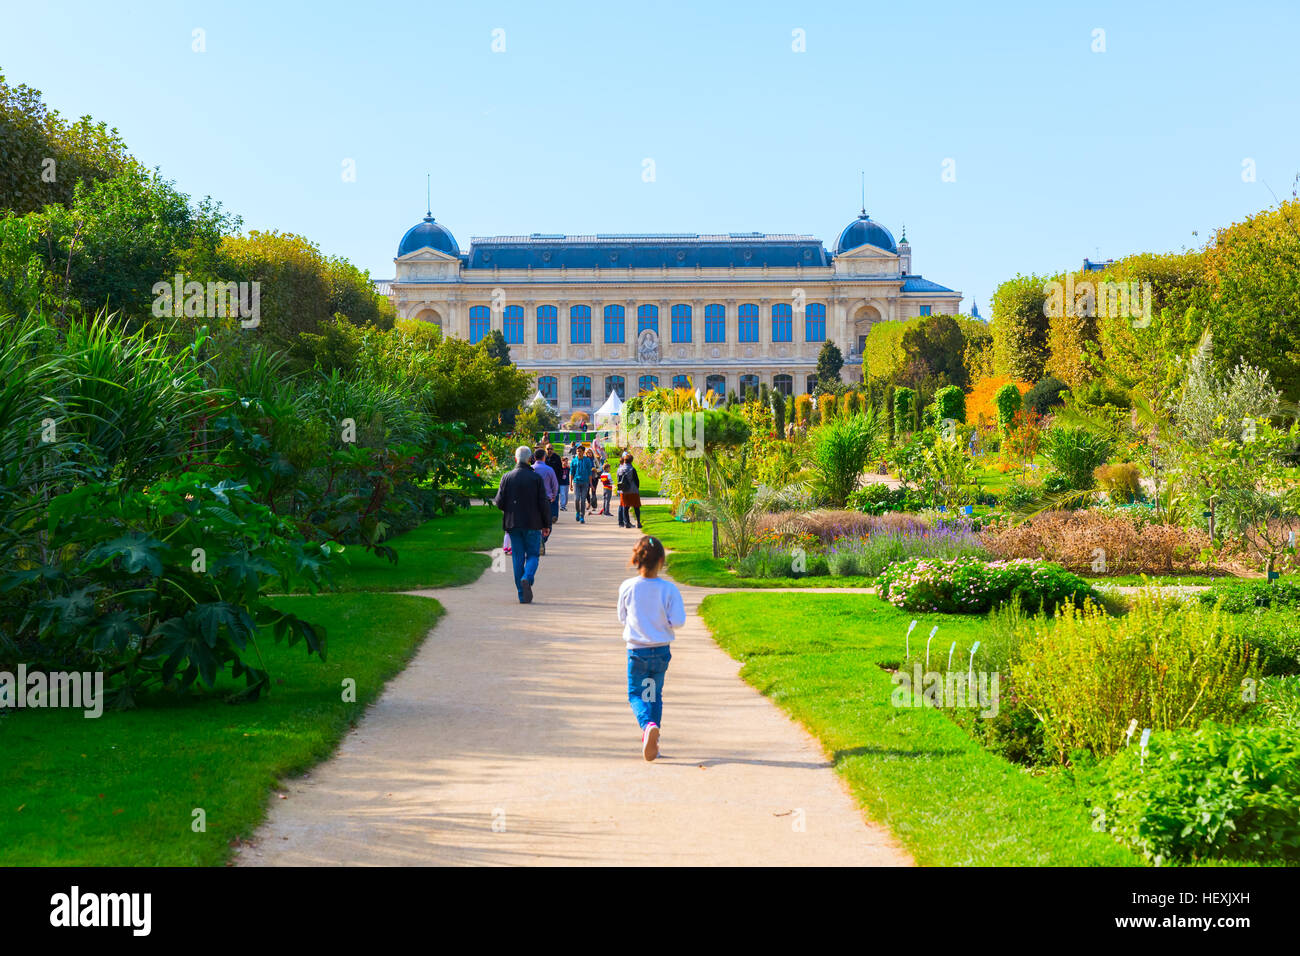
left=671, top=374, right=690, bottom=390
left=603, top=304, right=625, bottom=343
left=705, top=373, right=726, bottom=397
left=771, top=303, right=793, bottom=343
left=637, top=304, right=659, bottom=337
left=536, top=305, right=558, bottom=344
left=570, top=305, right=591, bottom=344
left=739, top=374, right=759, bottom=398
left=503, top=305, right=524, bottom=345
left=806, top=374, right=818, bottom=395
left=738, top=304, right=759, bottom=343
left=705, top=304, right=726, bottom=343
left=670, top=304, right=692, bottom=343
left=773, top=374, right=793, bottom=397
left=538, top=375, right=558, bottom=402
left=604, top=375, right=626, bottom=400
left=637, top=374, right=658, bottom=394
left=468, top=306, right=491, bottom=344
left=572, top=375, right=592, bottom=407
left=805, top=303, right=826, bottom=342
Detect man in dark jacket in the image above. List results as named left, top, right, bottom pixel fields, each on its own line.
left=493, top=445, right=552, bottom=603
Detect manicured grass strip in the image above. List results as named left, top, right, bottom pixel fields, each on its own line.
left=643, top=504, right=877, bottom=589
left=699, top=592, right=1139, bottom=866
left=0, top=592, right=443, bottom=866
left=317, top=505, right=499, bottom=591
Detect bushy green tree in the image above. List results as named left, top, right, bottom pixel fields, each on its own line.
left=992, top=274, right=1050, bottom=381
left=815, top=339, right=844, bottom=391
left=994, top=382, right=1022, bottom=429
left=931, top=384, right=966, bottom=424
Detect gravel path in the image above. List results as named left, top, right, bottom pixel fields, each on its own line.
left=237, top=505, right=911, bottom=867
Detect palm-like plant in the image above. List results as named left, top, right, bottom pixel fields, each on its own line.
left=808, top=406, right=884, bottom=507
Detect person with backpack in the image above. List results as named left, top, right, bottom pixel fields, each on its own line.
left=570, top=446, right=594, bottom=523
left=617, top=452, right=642, bottom=529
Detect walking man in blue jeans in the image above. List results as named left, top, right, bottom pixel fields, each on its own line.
left=492, top=445, right=552, bottom=603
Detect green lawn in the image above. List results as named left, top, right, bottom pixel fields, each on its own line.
left=643, top=504, right=878, bottom=588
left=0, top=592, right=445, bottom=865
left=699, top=592, right=1139, bottom=866
left=311, top=505, right=500, bottom=591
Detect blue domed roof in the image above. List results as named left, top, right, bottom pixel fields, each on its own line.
left=398, top=215, right=460, bottom=257
left=835, top=213, right=897, bottom=255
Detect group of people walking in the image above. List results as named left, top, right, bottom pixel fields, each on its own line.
left=492, top=439, right=646, bottom=604
left=491, top=440, right=683, bottom=762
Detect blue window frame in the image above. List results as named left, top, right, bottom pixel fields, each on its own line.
left=604, top=304, right=625, bottom=343
left=538, top=375, right=558, bottom=402
left=739, top=374, right=759, bottom=398
left=469, top=305, right=490, bottom=344
left=670, top=304, right=692, bottom=343
left=503, top=305, right=524, bottom=345
left=572, top=375, right=591, bottom=407
left=671, top=374, right=690, bottom=390
left=805, top=302, right=826, bottom=342
left=774, top=374, right=793, bottom=397
left=705, top=374, right=726, bottom=397
left=604, top=375, right=625, bottom=400
left=536, top=305, right=558, bottom=344
left=705, top=304, right=725, bottom=342
left=637, top=304, right=659, bottom=337
left=919, top=305, right=932, bottom=316
left=570, top=305, right=591, bottom=344
left=738, top=304, right=758, bottom=343
left=771, top=303, right=793, bottom=342
left=806, top=374, right=817, bottom=395
left=637, top=374, right=658, bottom=394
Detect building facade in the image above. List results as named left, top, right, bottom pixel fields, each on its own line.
left=382, top=209, right=961, bottom=415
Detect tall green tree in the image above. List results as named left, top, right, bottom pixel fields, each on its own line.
left=816, top=339, right=844, bottom=391
left=992, top=274, right=1050, bottom=381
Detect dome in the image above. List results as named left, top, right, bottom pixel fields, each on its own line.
left=398, top=215, right=460, bottom=257
left=834, top=213, right=897, bottom=255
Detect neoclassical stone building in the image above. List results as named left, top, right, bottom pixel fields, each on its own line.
left=381, top=209, right=961, bottom=415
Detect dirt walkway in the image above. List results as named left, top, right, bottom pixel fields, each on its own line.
left=237, top=503, right=910, bottom=867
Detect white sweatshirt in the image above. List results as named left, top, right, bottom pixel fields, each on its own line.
left=617, top=575, right=686, bottom=648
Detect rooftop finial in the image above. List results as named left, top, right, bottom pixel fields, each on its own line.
left=426, top=173, right=432, bottom=220
left=860, top=171, right=866, bottom=217
left=900, top=223, right=908, bottom=243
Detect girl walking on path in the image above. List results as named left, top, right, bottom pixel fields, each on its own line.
left=557, top=457, right=570, bottom=511
left=616, top=535, right=685, bottom=761
left=616, top=453, right=642, bottom=528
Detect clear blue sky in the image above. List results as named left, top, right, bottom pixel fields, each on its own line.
left=4, top=0, right=1297, bottom=316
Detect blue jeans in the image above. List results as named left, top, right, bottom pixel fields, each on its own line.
left=550, top=499, right=559, bottom=522
left=558, top=485, right=568, bottom=509
left=627, top=645, right=671, bottom=729
left=506, top=529, right=542, bottom=602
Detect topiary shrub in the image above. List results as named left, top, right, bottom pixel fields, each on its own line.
left=993, top=383, right=1021, bottom=430
left=1024, top=375, right=1069, bottom=415
left=1092, top=722, right=1300, bottom=865
left=932, top=384, right=966, bottom=424
left=893, top=387, right=915, bottom=436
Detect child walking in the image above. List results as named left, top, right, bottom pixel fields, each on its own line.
left=616, top=535, right=686, bottom=761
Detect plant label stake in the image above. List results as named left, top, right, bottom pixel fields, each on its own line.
left=925, top=625, right=939, bottom=670
left=1139, top=728, right=1151, bottom=767
left=968, top=640, right=980, bottom=686
left=1123, top=718, right=1137, bottom=747
left=905, top=619, right=917, bottom=661
left=947, top=641, right=956, bottom=671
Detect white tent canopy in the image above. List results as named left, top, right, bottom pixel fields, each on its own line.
left=527, top=389, right=553, bottom=409
left=594, top=390, right=624, bottom=418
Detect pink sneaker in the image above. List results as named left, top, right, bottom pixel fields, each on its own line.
left=642, top=723, right=660, bottom=761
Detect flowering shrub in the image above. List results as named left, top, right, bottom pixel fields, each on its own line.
left=876, top=556, right=1095, bottom=614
